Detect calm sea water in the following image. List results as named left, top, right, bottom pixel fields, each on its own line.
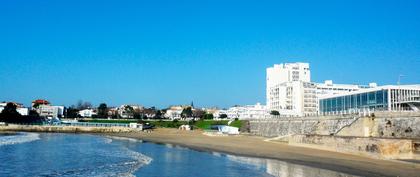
left=0, top=132, right=359, bottom=177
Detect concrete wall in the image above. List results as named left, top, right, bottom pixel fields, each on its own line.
left=250, top=112, right=420, bottom=139
left=249, top=112, right=420, bottom=159
left=249, top=116, right=358, bottom=137
left=289, top=135, right=415, bottom=159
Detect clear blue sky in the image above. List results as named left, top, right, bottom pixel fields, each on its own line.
left=1, top=0, right=419, bottom=108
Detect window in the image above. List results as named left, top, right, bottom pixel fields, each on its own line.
left=361, top=93, right=368, bottom=106
left=368, top=92, right=376, bottom=105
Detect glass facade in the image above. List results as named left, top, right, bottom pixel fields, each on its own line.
left=319, top=89, right=388, bottom=114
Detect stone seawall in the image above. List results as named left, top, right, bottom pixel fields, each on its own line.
left=249, top=116, right=357, bottom=137
left=249, top=112, right=420, bottom=159
left=0, top=124, right=139, bottom=133
left=289, top=135, right=415, bottom=159
left=250, top=112, right=420, bottom=139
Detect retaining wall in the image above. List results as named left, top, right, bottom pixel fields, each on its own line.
left=250, top=113, right=420, bottom=139
left=289, top=135, right=415, bottom=159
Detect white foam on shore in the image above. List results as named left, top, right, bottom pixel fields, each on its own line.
left=36, top=136, right=152, bottom=177
left=102, top=137, right=152, bottom=176
left=106, top=136, right=143, bottom=143
left=0, top=132, right=40, bottom=146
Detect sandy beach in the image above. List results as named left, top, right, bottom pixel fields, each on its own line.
left=106, top=128, right=420, bottom=177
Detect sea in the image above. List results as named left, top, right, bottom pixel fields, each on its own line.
left=0, top=132, right=359, bottom=177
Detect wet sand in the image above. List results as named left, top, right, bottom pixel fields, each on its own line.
left=107, top=128, right=420, bottom=177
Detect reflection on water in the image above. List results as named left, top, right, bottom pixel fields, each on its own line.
left=226, top=155, right=360, bottom=177
left=1, top=133, right=360, bottom=177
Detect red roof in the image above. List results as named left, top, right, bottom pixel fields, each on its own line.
left=32, top=99, right=50, bottom=104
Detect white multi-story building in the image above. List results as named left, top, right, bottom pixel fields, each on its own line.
left=36, top=105, right=64, bottom=118
left=266, top=62, right=317, bottom=116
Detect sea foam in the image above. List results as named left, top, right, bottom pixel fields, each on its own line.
left=0, top=132, right=40, bottom=146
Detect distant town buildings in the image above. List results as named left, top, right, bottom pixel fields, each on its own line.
left=164, top=105, right=191, bottom=120
left=220, top=103, right=268, bottom=120
left=32, top=100, right=64, bottom=119
left=0, top=102, right=29, bottom=116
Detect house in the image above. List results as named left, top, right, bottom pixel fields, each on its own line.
left=78, top=109, right=97, bottom=118
left=36, top=105, right=64, bottom=119
left=117, top=104, right=143, bottom=118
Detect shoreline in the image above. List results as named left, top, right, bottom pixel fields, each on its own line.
left=103, top=128, right=420, bottom=177
left=2, top=127, right=420, bottom=176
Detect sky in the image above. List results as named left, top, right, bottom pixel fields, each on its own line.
left=0, top=0, right=419, bottom=108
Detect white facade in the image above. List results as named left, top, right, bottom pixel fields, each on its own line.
left=266, top=63, right=317, bottom=117
left=224, top=103, right=269, bottom=120
left=164, top=109, right=182, bottom=120
left=78, top=109, right=97, bottom=118
left=315, top=80, right=378, bottom=97
left=36, top=105, right=64, bottom=118
left=319, top=85, right=420, bottom=115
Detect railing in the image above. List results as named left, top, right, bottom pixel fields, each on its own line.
left=10, top=122, right=130, bottom=128
left=62, top=122, right=129, bottom=128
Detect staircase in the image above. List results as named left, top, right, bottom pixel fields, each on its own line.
left=333, top=116, right=361, bottom=135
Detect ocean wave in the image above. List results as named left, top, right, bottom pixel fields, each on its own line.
left=105, top=136, right=143, bottom=143
left=0, top=132, right=40, bottom=146
left=34, top=136, right=152, bottom=177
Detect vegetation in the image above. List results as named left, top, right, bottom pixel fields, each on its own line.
left=181, top=107, right=193, bottom=118
left=270, top=110, right=280, bottom=115
left=219, top=114, right=228, bottom=119
left=76, top=100, right=92, bottom=110
left=202, top=113, right=214, bottom=120
left=0, top=102, right=44, bottom=123
left=65, top=107, right=79, bottom=118
left=97, top=103, right=108, bottom=118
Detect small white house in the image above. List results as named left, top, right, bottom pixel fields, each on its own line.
left=129, top=123, right=143, bottom=130
left=78, top=109, right=97, bottom=118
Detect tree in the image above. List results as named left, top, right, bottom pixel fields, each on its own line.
left=270, top=110, right=280, bottom=116
left=181, top=107, right=193, bottom=118
left=97, top=103, right=108, bottom=118
left=0, top=103, right=22, bottom=123
left=219, top=114, right=228, bottom=119
left=192, top=109, right=205, bottom=118
left=123, top=105, right=134, bottom=118
left=76, top=100, right=92, bottom=110
left=65, top=106, right=79, bottom=118
left=202, top=113, right=214, bottom=120
left=154, top=110, right=162, bottom=119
